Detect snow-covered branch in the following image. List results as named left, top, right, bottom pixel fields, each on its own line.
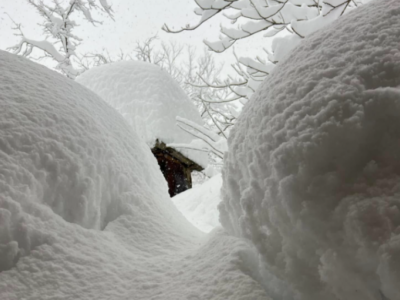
left=175, top=117, right=227, bottom=159
left=164, top=0, right=368, bottom=102
left=7, top=0, right=113, bottom=79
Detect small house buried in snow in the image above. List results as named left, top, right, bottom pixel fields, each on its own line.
left=77, top=61, right=207, bottom=197
left=152, top=140, right=203, bottom=196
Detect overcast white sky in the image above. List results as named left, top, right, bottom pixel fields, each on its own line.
left=0, top=0, right=269, bottom=75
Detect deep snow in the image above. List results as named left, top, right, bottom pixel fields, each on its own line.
left=220, top=1, right=400, bottom=299
left=172, top=174, right=222, bottom=233
left=0, top=50, right=268, bottom=299
left=77, top=61, right=208, bottom=167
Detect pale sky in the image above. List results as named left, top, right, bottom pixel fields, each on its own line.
left=0, top=0, right=269, bottom=74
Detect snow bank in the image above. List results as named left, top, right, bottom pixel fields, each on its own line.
left=220, top=1, right=400, bottom=299
left=77, top=61, right=208, bottom=167
left=0, top=51, right=268, bottom=299
left=0, top=50, right=176, bottom=232
left=0, top=48, right=187, bottom=267
left=173, top=174, right=222, bottom=233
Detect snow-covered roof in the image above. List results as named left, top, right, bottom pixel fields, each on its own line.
left=0, top=51, right=268, bottom=299
left=220, top=1, right=400, bottom=299
left=77, top=61, right=208, bottom=167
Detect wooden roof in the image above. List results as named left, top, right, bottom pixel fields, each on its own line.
left=151, top=140, right=204, bottom=172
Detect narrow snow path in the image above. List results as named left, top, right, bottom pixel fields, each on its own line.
left=172, top=174, right=222, bottom=233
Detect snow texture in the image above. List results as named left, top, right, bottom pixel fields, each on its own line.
left=220, top=1, right=400, bottom=300
left=0, top=50, right=268, bottom=300
left=173, top=174, right=222, bottom=233
left=77, top=61, right=208, bottom=167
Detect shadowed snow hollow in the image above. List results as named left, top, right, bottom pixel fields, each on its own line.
left=219, top=1, right=400, bottom=300
left=77, top=61, right=207, bottom=167
left=0, top=51, right=269, bottom=300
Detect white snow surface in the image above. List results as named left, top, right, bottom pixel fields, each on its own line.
left=0, top=51, right=269, bottom=299
left=172, top=174, right=222, bottom=233
left=220, top=1, right=400, bottom=300
left=77, top=61, right=208, bottom=167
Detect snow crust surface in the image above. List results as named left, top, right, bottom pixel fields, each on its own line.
left=220, top=1, right=400, bottom=299
left=77, top=61, right=208, bottom=167
left=0, top=50, right=268, bottom=300
left=173, top=174, right=222, bottom=233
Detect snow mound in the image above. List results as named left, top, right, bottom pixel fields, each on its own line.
left=220, top=1, right=400, bottom=299
left=0, top=51, right=269, bottom=299
left=173, top=174, right=222, bottom=233
left=0, top=48, right=188, bottom=268
left=77, top=61, right=208, bottom=167
left=0, top=50, right=173, bottom=232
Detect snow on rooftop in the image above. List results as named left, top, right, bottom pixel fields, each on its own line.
left=220, top=0, right=400, bottom=299
left=0, top=50, right=268, bottom=299
left=77, top=60, right=208, bottom=167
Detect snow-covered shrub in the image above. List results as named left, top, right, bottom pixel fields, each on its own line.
left=220, top=1, right=400, bottom=299
left=77, top=61, right=208, bottom=167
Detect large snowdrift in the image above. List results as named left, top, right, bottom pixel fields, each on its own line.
left=0, top=51, right=184, bottom=232
left=220, top=1, right=400, bottom=299
left=77, top=61, right=208, bottom=167
left=0, top=50, right=268, bottom=299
